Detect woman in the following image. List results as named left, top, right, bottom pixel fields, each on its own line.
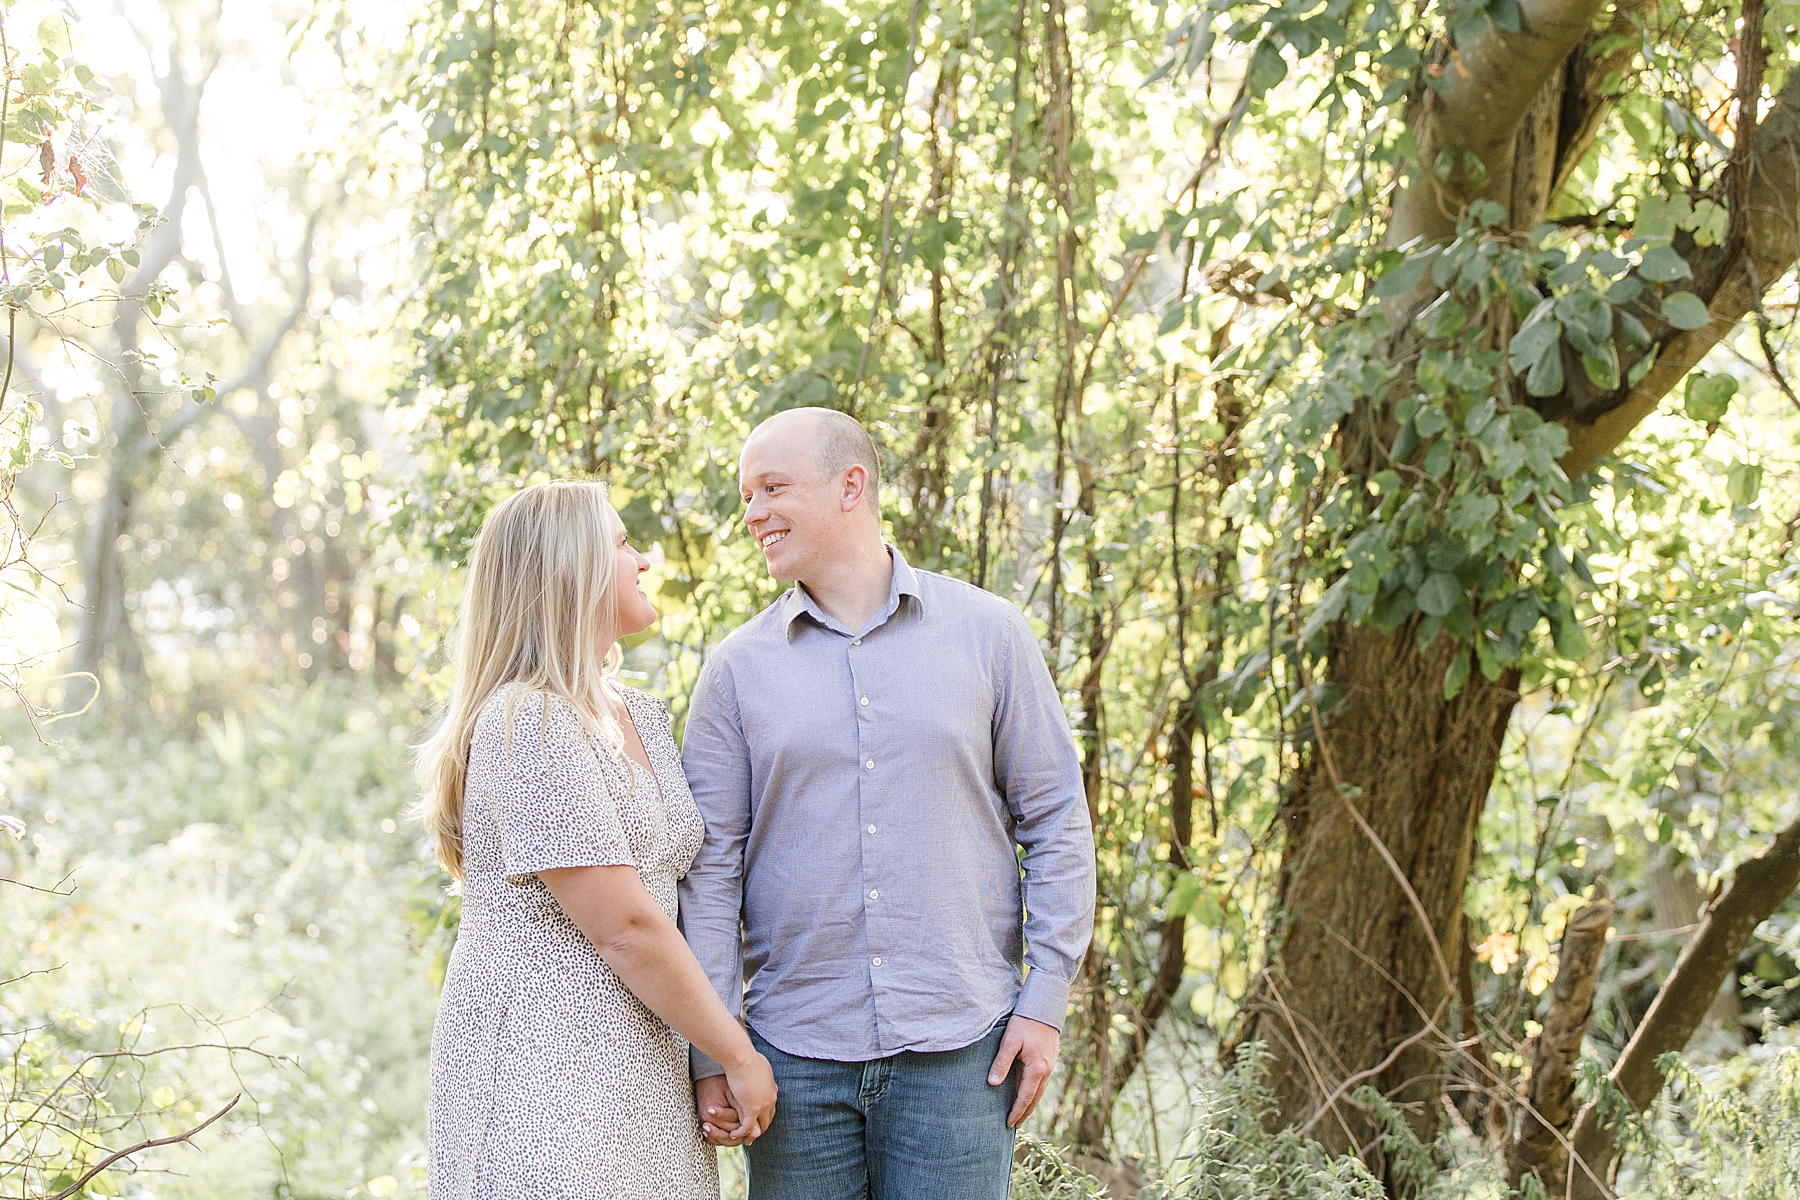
left=417, top=480, right=775, bottom=1199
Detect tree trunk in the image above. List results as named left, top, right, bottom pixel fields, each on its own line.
left=1244, top=6, right=1800, bottom=1168
left=1506, top=892, right=1614, bottom=1192
left=1239, top=625, right=1519, bottom=1159
left=72, top=52, right=206, bottom=685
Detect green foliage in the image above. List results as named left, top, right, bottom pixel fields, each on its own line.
left=1015, top=1048, right=1428, bottom=1199
left=0, top=684, right=435, bottom=1198
left=0, top=0, right=170, bottom=725
left=1612, top=1044, right=1800, bottom=1199
left=388, top=0, right=1800, bottom=1157
left=0, top=0, right=1791, bottom=1188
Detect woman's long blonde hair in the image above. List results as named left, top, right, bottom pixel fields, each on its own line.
left=415, top=480, right=627, bottom=879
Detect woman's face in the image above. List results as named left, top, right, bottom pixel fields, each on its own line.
left=604, top=505, right=658, bottom=640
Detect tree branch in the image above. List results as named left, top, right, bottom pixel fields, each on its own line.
left=137, top=209, right=321, bottom=453
left=1565, top=811, right=1800, bottom=1199
left=1559, top=62, right=1800, bottom=475
left=1507, top=890, right=1614, bottom=1192
left=43, top=1093, right=239, bottom=1200
left=1390, top=0, right=1610, bottom=248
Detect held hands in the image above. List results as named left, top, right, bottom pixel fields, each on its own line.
left=987, top=1014, right=1060, bottom=1129
left=698, top=1017, right=1053, bottom=1143
left=697, top=1055, right=777, bottom=1147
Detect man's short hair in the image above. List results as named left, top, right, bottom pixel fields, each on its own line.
left=806, top=408, right=882, bottom=497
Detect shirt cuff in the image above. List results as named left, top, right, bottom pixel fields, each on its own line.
left=691, top=1045, right=727, bottom=1080
left=1013, top=967, right=1074, bottom=1031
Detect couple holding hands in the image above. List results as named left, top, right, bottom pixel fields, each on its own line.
left=420, top=408, right=1097, bottom=1199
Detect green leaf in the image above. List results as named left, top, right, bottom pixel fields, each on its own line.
left=1660, top=290, right=1710, bottom=330
left=1605, top=276, right=1644, bottom=305
left=1507, top=302, right=1559, bottom=371
left=1417, top=571, right=1460, bottom=616
left=1422, top=437, right=1453, bottom=478
left=1551, top=612, right=1590, bottom=659
left=1637, top=244, right=1692, bottom=282
left=1443, top=652, right=1471, bottom=699
left=1581, top=347, right=1619, bottom=390
left=1246, top=38, right=1288, bottom=97
left=1727, top=460, right=1764, bottom=506
left=1416, top=292, right=1467, bottom=339
left=1525, top=337, right=1564, bottom=397
left=1390, top=415, right=1420, bottom=460
left=1683, top=372, right=1738, bottom=423
left=1374, top=253, right=1430, bottom=300
left=1165, top=871, right=1206, bottom=918
left=36, top=15, right=70, bottom=56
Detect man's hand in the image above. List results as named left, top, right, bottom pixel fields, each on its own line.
left=696, top=1074, right=747, bottom=1146
left=986, top=1014, right=1060, bottom=1129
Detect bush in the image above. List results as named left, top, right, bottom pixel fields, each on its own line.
left=0, top=684, right=437, bottom=1198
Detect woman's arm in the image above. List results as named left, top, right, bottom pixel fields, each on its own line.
left=539, top=864, right=777, bottom=1140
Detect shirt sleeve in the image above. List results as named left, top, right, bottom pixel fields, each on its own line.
left=486, top=691, right=635, bottom=884
left=677, top=653, right=753, bottom=1079
left=992, top=606, right=1097, bottom=1031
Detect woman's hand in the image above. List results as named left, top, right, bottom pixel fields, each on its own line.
left=719, top=1051, right=777, bottom=1143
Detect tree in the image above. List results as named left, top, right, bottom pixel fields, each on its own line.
left=0, top=0, right=167, bottom=725
left=1233, top=2, right=1800, bottom=1163
left=394, top=0, right=1800, bottom=1180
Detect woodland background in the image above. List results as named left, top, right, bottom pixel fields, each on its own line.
left=2, top=0, right=1799, bottom=1195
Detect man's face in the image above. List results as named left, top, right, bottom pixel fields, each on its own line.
left=739, top=426, right=839, bottom=581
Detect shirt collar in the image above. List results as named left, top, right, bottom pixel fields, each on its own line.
left=784, top=545, right=923, bottom=640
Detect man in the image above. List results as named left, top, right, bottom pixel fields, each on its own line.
left=678, top=406, right=1096, bottom=1199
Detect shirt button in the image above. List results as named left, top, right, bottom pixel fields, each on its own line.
left=852, top=639, right=862, bottom=646
left=867, top=825, right=877, bottom=834
left=869, top=889, right=879, bottom=899
left=871, top=957, right=882, bottom=966
left=865, top=759, right=874, bottom=769
left=860, top=696, right=869, bottom=706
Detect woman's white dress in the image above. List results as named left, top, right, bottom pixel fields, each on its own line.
left=428, top=683, right=719, bottom=1200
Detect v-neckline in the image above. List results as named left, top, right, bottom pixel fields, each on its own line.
left=611, top=688, right=666, bottom=808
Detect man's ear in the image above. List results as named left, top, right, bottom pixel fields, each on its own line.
left=840, top=464, right=868, bottom=513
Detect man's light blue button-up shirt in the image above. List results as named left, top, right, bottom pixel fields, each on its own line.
left=678, top=549, right=1097, bottom=1076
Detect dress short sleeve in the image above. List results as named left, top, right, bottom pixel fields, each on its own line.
left=474, top=688, right=635, bottom=884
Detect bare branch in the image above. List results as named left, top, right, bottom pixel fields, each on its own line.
left=42, top=1093, right=239, bottom=1200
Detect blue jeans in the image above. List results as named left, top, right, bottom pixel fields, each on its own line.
left=745, top=1021, right=1018, bottom=1200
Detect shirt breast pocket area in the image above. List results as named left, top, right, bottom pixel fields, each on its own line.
left=884, top=651, right=994, bottom=745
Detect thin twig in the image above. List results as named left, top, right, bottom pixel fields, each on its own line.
left=0, top=871, right=77, bottom=896
left=43, top=1093, right=239, bottom=1200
